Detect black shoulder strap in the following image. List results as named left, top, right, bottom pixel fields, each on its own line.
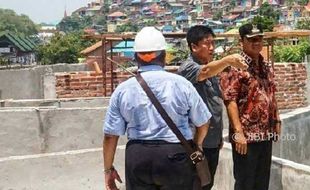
left=135, top=73, right=195, bottom=155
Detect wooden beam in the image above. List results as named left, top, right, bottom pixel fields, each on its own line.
left=84, top=30, right=310, bottom=41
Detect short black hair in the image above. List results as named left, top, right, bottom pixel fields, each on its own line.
left=186, top=25, right=216, bottom=52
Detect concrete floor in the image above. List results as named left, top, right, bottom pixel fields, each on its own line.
left=1, top=98, right=310, bottom=190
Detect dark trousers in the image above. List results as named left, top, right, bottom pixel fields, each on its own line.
left=125, top=140, right=197, bottom=190
left=232, top=141, right=272, bottom=190
left=202, top=148, right=220, bottom=190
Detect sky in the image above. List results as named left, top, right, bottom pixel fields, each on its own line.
left=0, top=0, right=92, bottom=24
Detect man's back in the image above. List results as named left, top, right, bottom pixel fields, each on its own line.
left=104, top=65, right=211, bottom=142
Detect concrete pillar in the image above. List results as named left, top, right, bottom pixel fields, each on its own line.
left=42, top=67, right=56, bottom=99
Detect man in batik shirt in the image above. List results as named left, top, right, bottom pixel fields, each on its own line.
left=220, top=23, right=281, bottom=190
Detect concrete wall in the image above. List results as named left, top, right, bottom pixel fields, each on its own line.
left=0, top=108, right=106, bottom=157
left=0, top=97, right=110, bottom=108
left=0, top=64, right=89, bottom=100
left=273, top=106, right=310, bottom=166
left=0, top=105, right=310, bottom=189
left=1, top=101, right=310, bottom=165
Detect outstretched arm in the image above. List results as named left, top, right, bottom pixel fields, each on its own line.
left=198, top=54, right=248, bottom=81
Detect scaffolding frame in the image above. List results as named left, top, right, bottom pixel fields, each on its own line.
left=85, top=30, right=310, bottom=96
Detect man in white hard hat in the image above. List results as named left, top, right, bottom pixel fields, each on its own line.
left=103, top=27, right=212, bottom=190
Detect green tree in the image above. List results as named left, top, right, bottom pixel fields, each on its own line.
left=229, top=0, right=236, bottom=10
left=36, top=32, right=95, bottom=64
left=299, top=0, right=309, bottom=6
left=286, top=0, right=294, bottom=8
left=252, top=16, right=275, bottom=31
left=274, top=39, right=310, bottom=63
left=144, top=19, right=157, bottom=27
left=94, top=15, right=106, bottom=26
left=0, top=8, right=38, bottom=36
left=252, top=2, right=281, bottom=31
left=213, top=11, right=222, bottom=20
left=296, top=18, right=310, bottom=30
left=57, top=15, right=93, bottom=33
left=115, top=23, right=138, bottom=33
left=258, top=2, right=280, bottom=19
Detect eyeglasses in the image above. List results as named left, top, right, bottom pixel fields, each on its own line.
left=201, top=39, right=215, bottom=48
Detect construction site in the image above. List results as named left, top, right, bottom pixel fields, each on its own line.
left=0, top=31, right=310, bottom=190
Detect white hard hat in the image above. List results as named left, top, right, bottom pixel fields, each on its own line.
left=134, top=27, right=166, bottom=52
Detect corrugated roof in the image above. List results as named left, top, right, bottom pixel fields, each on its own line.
left=0, top=31, right=36, bottom=52
left=0, top=32, right=25, bottom=51
left=11, top=35, right=33, bottom=51
left=176, top=15, right=188, bottom=21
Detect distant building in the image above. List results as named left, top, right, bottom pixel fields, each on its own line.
left=38, top=25, right=58, bottom=42
left=0, top=32, right=37, bottom=65
left=72, top=7, right=88, bottom=17
left=202, top=19, right=225, bottom=33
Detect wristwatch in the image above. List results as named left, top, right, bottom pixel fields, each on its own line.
left=104, top=166, right=115, bottom=174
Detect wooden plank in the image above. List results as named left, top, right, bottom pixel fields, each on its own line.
left=84, top=30, right=310, bottom=41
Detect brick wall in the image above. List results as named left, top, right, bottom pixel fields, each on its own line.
left=55, top=64, right=307, bottom=110
left=56, top=71, right=132, bottom=98
left=274, top=63, right=307, bottom=109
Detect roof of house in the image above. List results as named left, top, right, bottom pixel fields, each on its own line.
left=86, top=6, right=102, bottom=11
left=81, top=41, right=102, bottom=55
left=131, top=0, right=141, bottom=4
left=162, top=25, right=174, bottom=31
left=231, top=6, right=245, bottom=13
left=145, top=0, right=160, bottom=3
left=173, top=9, right=185, bottom=14
left=169, top=3, right=184, bottom=7
left=176, top=15, right=188, bottom=21
left=222, top=14, right=240, bottom=21
left=108, top=11, right=126, bottom=17
left=72, top=7, right=87, bottom=14
left=0, top=31, right=36, bottom=52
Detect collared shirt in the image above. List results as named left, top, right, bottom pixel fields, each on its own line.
left=104, top=64, right=212, bottom=143
left=220, top=55, right=277, bottom=143
left=178, top=55, right=223, bottom=148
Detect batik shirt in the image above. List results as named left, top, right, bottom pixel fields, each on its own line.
left=220, top=55, right=278, bottom=143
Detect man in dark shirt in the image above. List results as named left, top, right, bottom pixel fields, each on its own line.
left=178, top=25, right=248, bottom=190
left=220, top=23, right=281, bottom=190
